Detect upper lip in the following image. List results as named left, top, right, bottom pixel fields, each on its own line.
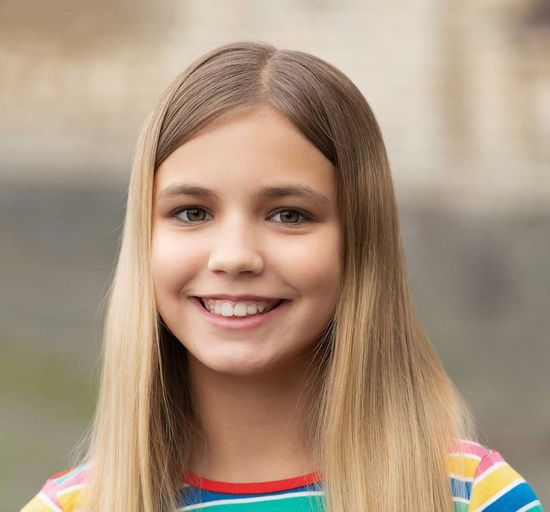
left=193, top=294, right=286, bottom=302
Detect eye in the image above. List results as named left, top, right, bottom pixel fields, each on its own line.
left=171, top=206, right=212, bottom=223
left=270, top=208, right=313, bottom=226
left=169, top=206, right=313, bottom=226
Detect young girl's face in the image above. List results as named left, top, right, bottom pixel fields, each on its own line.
left=152, top=105, right=341, bottom=377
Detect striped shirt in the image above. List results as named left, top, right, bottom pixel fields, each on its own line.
left=20, top=439, right=544, bottom=511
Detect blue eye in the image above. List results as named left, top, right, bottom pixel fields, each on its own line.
left=170, top=206, right=313, bottom=226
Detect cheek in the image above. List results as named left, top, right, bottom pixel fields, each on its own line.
left=273, top=227, right=341, bottom=332
left=280, top=227, right=341, bottom=297
left=151, top=224, right=342, bottom=312
left=151, top=231, right=196, bottom=301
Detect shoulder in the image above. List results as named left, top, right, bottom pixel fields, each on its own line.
left=447, top=438, right=544, bottom=511
left=20, top=461, right=92, bottom=512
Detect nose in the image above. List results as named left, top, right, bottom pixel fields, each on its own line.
left=206, top=216, right=264, bottom=276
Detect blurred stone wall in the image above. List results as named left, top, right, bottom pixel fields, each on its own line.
left=1, top=0, right=549, bottom=212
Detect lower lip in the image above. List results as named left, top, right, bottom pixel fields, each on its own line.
left=189, top=297, right=291, bottom=331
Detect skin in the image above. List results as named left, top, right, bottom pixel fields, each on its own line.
left=151, top=104, right=342, bottom=482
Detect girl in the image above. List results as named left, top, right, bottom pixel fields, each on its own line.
left=21, top=41, right=543, bottom=512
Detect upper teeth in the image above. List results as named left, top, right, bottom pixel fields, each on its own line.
left=201, top=299, right=279, bottom=317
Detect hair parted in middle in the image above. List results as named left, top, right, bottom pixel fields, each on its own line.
left=79, top=40, right=478, bottom=512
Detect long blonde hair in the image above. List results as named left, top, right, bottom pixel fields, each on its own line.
left=77, top=40, right=480, bottom=511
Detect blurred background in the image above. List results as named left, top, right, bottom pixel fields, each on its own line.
left=1, top=0, right=549, bottom=508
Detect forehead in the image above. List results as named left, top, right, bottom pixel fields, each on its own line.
left=154, top=105, right=336, bottom=200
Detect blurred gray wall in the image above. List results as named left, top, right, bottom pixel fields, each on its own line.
left=1, top=0, right=549, bottom=509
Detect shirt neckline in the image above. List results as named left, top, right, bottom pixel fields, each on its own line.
left=183, top=470, right=322, bottom=494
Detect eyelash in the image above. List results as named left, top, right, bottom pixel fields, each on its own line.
left=169, top=206, right=314, bottom=226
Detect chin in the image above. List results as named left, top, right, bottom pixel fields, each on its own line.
left=192, top=348, right=282, bottom=377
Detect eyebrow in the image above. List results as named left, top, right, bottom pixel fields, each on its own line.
left=156, top=183, right=330, bottom=204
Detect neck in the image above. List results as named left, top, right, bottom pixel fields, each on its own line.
left=187, top=353, right=319, bottom=483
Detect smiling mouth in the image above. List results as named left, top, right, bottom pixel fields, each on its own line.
left=196, top=297, right=285, bottom=315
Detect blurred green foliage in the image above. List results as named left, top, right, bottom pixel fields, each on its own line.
left=0, top=335, right=97, bottom=510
